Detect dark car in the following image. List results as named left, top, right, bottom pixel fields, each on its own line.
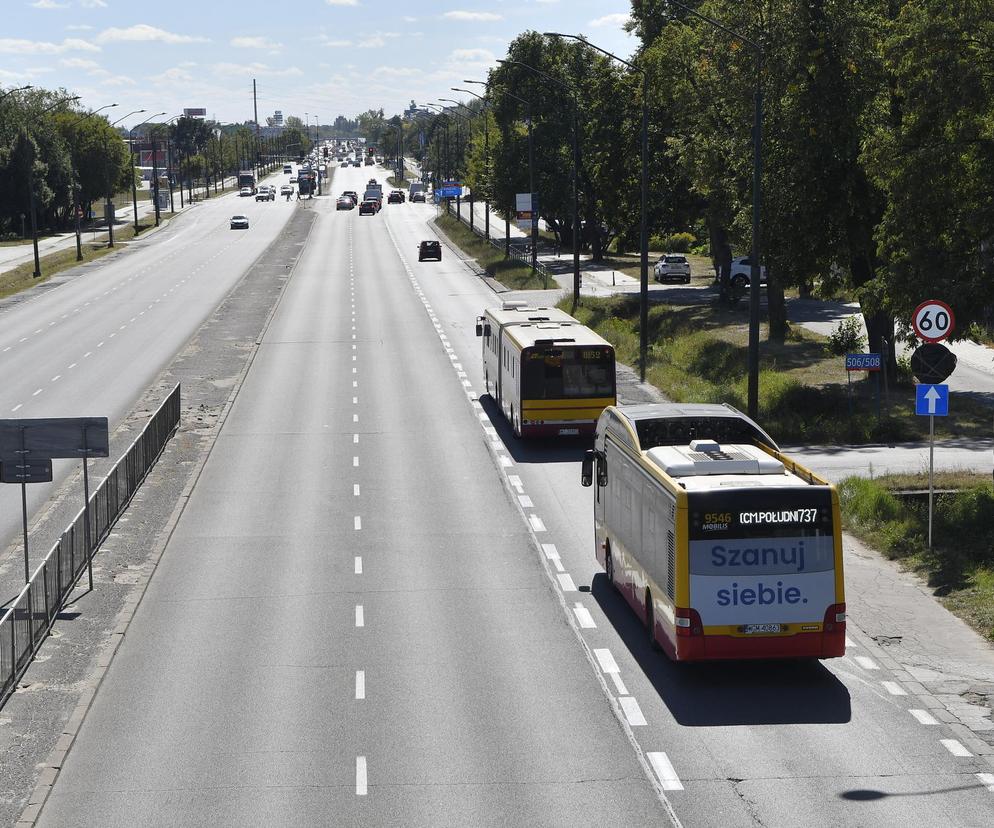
left=410, top=191, right=426, bottom=203
left=342, top=191, right=359, bottom=205
left=388, top=191, right=404, bottom=204
left=359, top=200, right=377, bottom=216
left=336, top=197, right=353, bottom=210
left=418, top=240, right=441, bottom=261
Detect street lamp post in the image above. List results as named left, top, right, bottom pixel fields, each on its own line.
left=456, top=84, right=492, bottom=241
left=664, top=0, right=764, bottom=418
left=437, top=103, right=473, bottom=222
left=107, top=109, right=145, bottom=247
left=439, top=99, right=474, bottom=228
left=130, top=112, right=165, bottom=233
left=499, top=59, right=580, bottom=307
left=547, top=32, right=651, bottom=380
left=66, top=103, right=118, bottom=261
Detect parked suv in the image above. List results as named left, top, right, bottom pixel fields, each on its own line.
left=653, top=254, right=691, bottom=284
left=729, top=256, right=767, bottom=287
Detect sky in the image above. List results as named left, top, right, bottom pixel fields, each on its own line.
left=2, top=0, right=636, bottom=130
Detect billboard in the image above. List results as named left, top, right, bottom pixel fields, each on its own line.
left=516, top=192, right=537, bottom=232
left=183, top=108, right=206, bottom=118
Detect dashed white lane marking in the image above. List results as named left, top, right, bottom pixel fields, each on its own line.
left=50, top=375, right=60, bottom=382
left=557, top=573, right=577, bottom=592
left=353, top=414, right=359, bottom=423
left=977, top=773, right=994, bottom=792
left=353, top=456, right=359, bottom=467
left=518, top=495, right=534, bottom=508
left=356, top=756, right=367, bottom=796
left=355, top=605, right=364, bottom=627
left=354, top=515, right=362, bottom=531
left=352, top=396, right=358, bottom=404
left=845, top=636, right=855, bottom=647
left=882, top=681, right=907, bottom=696
left=2, top=347, right=10, bottom=352
left=647, top=752, right=684, bottom=791
left=32, top=388, right=42, bottom=396
left=528, top=515, right=546, bottom=532
left=83, top=351, right=91, bottom=358
left=594, top=648, right=620, bottom=674
left=573, top=603, right=596, bottom=629
left=620, top=696, right=647, bottom=726
left=354, top=484, right=360, bottom=496
left=355, top=556, right=363, bottom=574
left=67, top=362, right=76, bottom=369
left=941, top=739, right=972, bottom=757
left=11, top=404, right=22, bottom=412
left=353, top=433, right=359, bottom=444
left=854, top=655, right=878, bottom=670
left=608, top=672, right=628, bottom=696
left=355, top=671, right=365, bottom=700
left=909, top=709, right=939, bottom=725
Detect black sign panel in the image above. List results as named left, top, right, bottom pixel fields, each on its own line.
left=688, top=488, right=834, bottom=541
left=0, top=458, right=54, bottom=484
left=911, top=343, right=957, bottom=385
left=0, top=417, right=109, bottom=462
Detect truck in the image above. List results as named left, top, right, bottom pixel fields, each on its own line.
left=237, top=170, right=256, bottom=194
left=297, top=168, right=318, bottom=197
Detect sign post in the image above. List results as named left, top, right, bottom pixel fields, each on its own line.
left=845, top=353, right=881, bottom=419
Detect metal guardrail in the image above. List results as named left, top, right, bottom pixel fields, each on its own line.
left=0, top=383, right=181, bottom=709
left=449, top=203, right=551, bottom=282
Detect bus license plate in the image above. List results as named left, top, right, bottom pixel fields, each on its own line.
left=558, top=428, right=579, bottom=436
left=742, top=624, right=781, bottom=634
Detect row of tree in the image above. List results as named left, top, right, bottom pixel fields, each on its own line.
left=0, top=89, right=317, bottom=239
left=392, top=0, right=994, bottom=352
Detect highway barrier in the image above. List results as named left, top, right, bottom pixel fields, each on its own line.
left=0, top=383, right=181, bottom=710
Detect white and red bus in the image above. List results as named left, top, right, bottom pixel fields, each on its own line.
left=582, top=403, right=846, bottom=661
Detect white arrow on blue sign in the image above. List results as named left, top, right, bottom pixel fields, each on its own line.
left=915, top=383, right=949, bottom=416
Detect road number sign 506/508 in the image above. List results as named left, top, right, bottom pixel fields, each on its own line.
left=912, top=299, right=955, bottom=343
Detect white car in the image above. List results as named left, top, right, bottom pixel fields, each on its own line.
left=280, top=184, right=293, bottom=196
left=729, top=256, right=767, bottom=287
left=230, top=215, right=249, bottom=230
left=653, top=254, right=691, bottom=284
left=239, top=187, right=252, bottom=197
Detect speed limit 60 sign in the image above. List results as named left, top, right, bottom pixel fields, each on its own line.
left=912, top=299, right=955, bottom=343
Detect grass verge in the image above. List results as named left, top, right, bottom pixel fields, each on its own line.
left=435, top=213, right=550, bottom=290
left=565, top=293, right=993, bottom=444
left=0, top=217, right=169, bottom=301
left=839, top=474, right=994, bottom=639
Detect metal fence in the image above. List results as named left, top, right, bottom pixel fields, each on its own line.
left=448, top=201, right=551, bottom=283
left=0, top=383, right=181, bottom=709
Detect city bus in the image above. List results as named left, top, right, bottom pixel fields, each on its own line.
left=581, top=403, right=845, bottom=661
left=475, top=302, right=616, bottom=438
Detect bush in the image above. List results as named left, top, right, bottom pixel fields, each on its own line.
left=649, top=232, right=696, bottom=253
left=825, top=315, right=866, bottom=356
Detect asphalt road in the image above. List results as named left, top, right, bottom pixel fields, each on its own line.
left=0, top=167, right=296, bottom=576
left=35, top=164, right=994, bottom=826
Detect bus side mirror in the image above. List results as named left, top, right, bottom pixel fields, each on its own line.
left=597, top=453, right=608, bottom=487
left=581, top=450, right=594, bottom=487
left=475, top=322, right=483, bottom=337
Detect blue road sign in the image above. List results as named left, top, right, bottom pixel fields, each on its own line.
left=915, top=383, right=949, bottom=416
left=845, top=353, right=881, bottom=371
left=438, top=186, right=462, bottom=198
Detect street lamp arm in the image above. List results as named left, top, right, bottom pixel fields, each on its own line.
left=544, top=32, right=643, bottom=74
left=496, top=59, right=575, bottom=104
left=111, top=109, right=145, bottom=128
left=67, top=102, right=118, bottom=129
left=662, top=0, right=762, bottom=54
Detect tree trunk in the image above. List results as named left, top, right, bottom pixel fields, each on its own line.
left=767, top=273, right=789, bottom=343
left=708, top=217, right=733, bottom=301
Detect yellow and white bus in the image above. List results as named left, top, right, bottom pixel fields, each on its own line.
left=475, top=302, right=616, bottom=438
left=582, top=403, right=846, bottom=661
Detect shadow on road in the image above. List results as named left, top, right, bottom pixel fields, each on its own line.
left=476, top=393, right=592, bottom=464
left=590, top=573, right=853, bottom=726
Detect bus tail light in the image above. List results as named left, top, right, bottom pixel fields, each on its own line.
left=824, top=603, right=846, bottom=631
left=675, top=608, right=703, bottom=637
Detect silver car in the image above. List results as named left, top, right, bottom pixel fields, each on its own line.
left=230, top=215, right=249, bottom=230
left=654, top=254, right=692, bottom=284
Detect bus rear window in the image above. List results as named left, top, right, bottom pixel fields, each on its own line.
left=522, top=347, right=615, bottom=399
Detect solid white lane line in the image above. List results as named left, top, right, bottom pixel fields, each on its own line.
left=356, top=756, right=367, bottom=795
left=619, top=696, right=647, bottom=726
left=557, top=573, right=577, bottom=592
left=355, top=605, right=364, bottom=627
left=941, top=739, right=972, bottom=757
left=854, top=655, right=878, bottom=670
left=353, top=456, right=359, bottom=467
left=882, top=681, right=907, bottom=696
left=354, top=484, right=360, bottom=496
left=909, top=709, right=939, bottom=725
left=355, top=556, right=362, bottom=574
left=354, top=515, right=362, bottom=530
left=647, top=752, right=684, bottom=791
left=355, top=671, right=365, bottom=700
left=528, top=515, right=546, bottom=532
left=594, top=648, right=620, bottom=674
left=573, top=603, right=596, bottom=629
left=608, top=672, right=628, bottom=696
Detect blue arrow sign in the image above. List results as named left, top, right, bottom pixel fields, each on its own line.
left=915, top=383, right=948, bottom=416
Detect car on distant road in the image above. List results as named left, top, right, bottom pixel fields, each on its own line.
left=280, top=184, right=293, bottom=196
left=653, top=254, right=691, bottom=284
left=418, top=240, right=441, bottom=261
left=239, top=187, right=252, bottom=197
left=729, top=256, right=767, bottom=287
left=359, top=200, right=377, bottom=215
left=336, top=197, right=354, bottom=210
left=255, top=186, right=274, bottom=202
left=388, top=190, right=404, bottom=204
left=230, top=215, right=249, bottom=230
left=289, top=176, right=298, bottom=184
left=410, top=191, right=426, bottom=203
left=342, top=191, right=358, bottom=205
